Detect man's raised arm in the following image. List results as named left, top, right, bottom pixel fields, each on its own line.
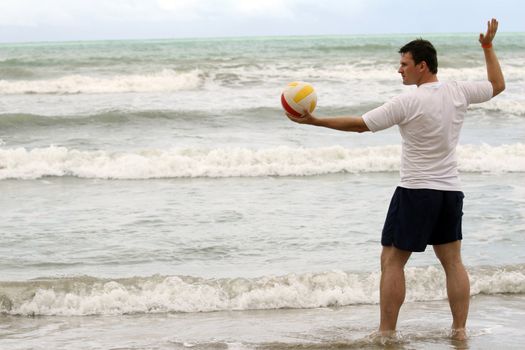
left=480, top=18, right=505, bottom=97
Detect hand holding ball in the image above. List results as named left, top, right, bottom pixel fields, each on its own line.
left=281, top=81, right=317, bottom=117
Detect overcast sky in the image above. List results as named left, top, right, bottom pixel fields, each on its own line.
left=0, top=0, right=523, bottom=43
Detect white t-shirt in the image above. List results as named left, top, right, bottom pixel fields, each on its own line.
left=362, top=81, right=493, bottom=191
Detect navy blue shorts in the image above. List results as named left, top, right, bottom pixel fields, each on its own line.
left=381, top=187, right=465, bottom=252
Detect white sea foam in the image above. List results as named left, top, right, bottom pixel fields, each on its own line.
left=0, top=144, right=523, bottom=180
left=0, top=62, right=523, bottom=118
left=1, top=264, right=523, bottom=316
left=2, top=63, right=522, bottom=97
left=0, top=69, right=203, bottom=94
left=472, top=98, right=525, bottom=116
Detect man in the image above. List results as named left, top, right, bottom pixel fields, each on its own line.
left=286, top=19, right=504, bottom=340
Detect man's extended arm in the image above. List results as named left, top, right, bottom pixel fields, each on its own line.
left=286, top=111, right=370, bottom=133
left=479, top=18, right=505, bottom=97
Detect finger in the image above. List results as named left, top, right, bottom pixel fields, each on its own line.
left=286, top=114, right=298, bottom=122
left=490, top=23, right=496, bottom=39
left=286, top=113, right=303, bottom=123
left=484, top=24, right=490, bottom=38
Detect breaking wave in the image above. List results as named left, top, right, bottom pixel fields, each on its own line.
left=0, top=264, right=523, bottom=316
left=0, top=144, right=523, bottom=180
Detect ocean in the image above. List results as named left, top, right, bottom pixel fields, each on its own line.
left=0, top=33, right=524, bottom=349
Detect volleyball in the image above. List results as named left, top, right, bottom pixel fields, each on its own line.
left=281, top=81, right=317, bottom=117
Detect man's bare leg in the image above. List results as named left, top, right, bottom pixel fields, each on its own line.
left=379, top=245, right=412, bottom=333
left=433, top=241, right=470, bottom=341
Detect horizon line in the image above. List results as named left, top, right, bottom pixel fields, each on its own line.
left=1, top=31, right=523, bottom=46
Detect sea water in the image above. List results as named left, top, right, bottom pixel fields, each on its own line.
left=0, top=33, right=524, bottom=349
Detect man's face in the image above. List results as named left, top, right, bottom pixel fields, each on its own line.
left=398, top=52, right=421, bottom=85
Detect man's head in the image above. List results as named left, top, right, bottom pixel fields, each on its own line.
left=398, top=39, right=438, bottom=86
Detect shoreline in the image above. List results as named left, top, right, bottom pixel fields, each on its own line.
left=1, top=294, right=524, bottom=349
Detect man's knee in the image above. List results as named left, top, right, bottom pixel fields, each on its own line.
left=381, top=246, right=411, bottom=271
left=433, top=241, right=463, bottom=269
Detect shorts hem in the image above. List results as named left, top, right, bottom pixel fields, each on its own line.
left=381, top=241, right=426, bottom=253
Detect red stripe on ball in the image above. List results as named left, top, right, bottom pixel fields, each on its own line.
left=281, top=94, right=302, bottom=117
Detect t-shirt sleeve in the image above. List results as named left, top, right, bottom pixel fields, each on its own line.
left=362, top=96, right=406, bottom=132
left=457, top=81, right=493, bottom=104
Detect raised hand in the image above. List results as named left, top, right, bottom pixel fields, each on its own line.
left=479, top=18, right=498, bottom=47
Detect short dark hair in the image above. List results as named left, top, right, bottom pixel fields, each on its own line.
left=399, top=39, right=438, bottom=74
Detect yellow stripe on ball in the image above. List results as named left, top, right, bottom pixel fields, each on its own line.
left=293, top=85, right=314, bottom=103
left=309, top=100, right=316, bottom=112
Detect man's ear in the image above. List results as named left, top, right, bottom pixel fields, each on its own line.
left=418, top=61, right=428, bottom=73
